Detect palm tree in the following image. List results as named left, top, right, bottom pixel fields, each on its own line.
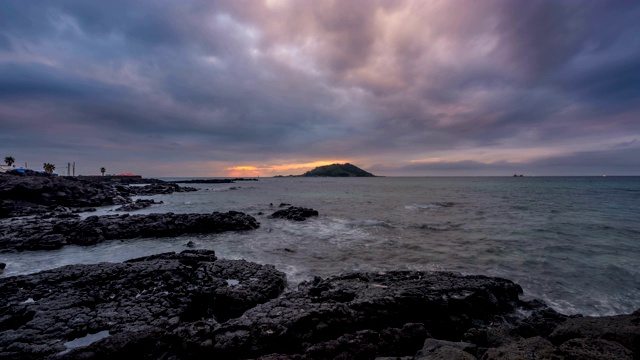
left=4, top=156, right=14, bottom=167
left=100, top=167, right=106, bottom=176
left=43, top=163, right=56, bottom=174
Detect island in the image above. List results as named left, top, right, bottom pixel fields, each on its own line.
left=300, top=163, right=375, bottom=177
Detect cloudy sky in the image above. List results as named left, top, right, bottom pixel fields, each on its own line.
left=1, top=0, right=639, bottom=177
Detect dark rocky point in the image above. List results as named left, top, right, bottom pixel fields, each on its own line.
left=0, top=174, right=129, bottom=218
left=0, top=172, right=196, bottom=218
left=0, top=211, right=260, bottom=252
left=127, top=183, right=197, bottom=196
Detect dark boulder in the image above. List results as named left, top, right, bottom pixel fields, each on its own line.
left=270, top=206, right=319, bottom=221
left=549, top=310, right=640, bottom=356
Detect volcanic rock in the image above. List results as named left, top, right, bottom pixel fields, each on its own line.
left=114, top=199, right=163, bottom=212
left=0, top=250, right=286, bottom=360
left=270, top=206, right=319, bottom=221
left=172, top=271, right=523, bottom=359
left=0, top=211, right=260, bottom=252
left=127, top=183, right=197, bottom=195
left=0, top=261, right=639, bottom=359
left=0, top=175, right=128, bottom=218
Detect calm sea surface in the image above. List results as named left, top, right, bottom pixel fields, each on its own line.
left=2, top=176, right=639, bottom=316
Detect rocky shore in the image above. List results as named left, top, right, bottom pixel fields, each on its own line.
left=1, top=173, right=639, bottom=359
left=0, top=172, right=195, bottom=218
left=1, top=250, right=638, bottom=359
left=0, top=211, right=260, bottom=252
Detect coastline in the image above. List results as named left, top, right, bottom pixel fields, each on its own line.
left=1, top=173, right=639, bottom=359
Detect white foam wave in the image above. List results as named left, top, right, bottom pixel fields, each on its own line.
left=405, top=202, right=454, bottom=211
left=350, top=219, right=394, bottom=228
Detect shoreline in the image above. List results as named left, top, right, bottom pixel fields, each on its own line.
left=1, top=173, right=639, bottom=359
left=1, top=249, right=638, bottom=359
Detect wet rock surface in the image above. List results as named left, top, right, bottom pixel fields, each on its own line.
left=114, top=199, right=164, bottom=212
left=0, top=250, right=286, bottom=360
left=0, top=262, right=639, bottom=359
left=0, top=211, right=260, bottom=252
left=270, top=206, right=319, bottom=221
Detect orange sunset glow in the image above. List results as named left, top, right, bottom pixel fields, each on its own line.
left=225, top=160, right=351, bottom=177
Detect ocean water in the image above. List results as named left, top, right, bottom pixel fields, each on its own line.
left=2, top=176, right=639, bottom=317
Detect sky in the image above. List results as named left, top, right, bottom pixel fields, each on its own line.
left=1, top=0, right=639, bottom=177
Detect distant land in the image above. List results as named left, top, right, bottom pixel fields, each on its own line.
left=298, top=163, right=376, bottom=177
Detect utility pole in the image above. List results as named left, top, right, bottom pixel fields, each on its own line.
left=72, top=162, right=75, bottom=176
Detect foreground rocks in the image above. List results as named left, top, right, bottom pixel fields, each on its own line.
left=2, top=257, right=637, bottom=359
left=0, top=211, right=260, bottom=252
left=0, top=250, right=286, bottom=359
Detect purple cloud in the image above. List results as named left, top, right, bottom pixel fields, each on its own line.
left=1, top=0, right=639, bottom=176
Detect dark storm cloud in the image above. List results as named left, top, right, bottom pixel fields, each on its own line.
left=1, top=0, right=639, bottom=176
left=0, top=62, right=126, bottom=99
left=515, top=146, right=640, bottom=176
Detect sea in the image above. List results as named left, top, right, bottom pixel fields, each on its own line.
left=2, top=176, right=639, bottom=317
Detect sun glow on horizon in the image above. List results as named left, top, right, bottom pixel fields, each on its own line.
left=225, top=159, right=351, bottom=177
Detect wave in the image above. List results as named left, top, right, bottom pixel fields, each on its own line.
left=418, top=222, right=463, bottom=231
left=204, top=186, right=250, bottom=192
left=405, top=202, right=455, bottom=211
left=349, top=219, right=394, bottom=229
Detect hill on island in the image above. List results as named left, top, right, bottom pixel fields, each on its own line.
left=301, top=163, right=375, bottom=177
